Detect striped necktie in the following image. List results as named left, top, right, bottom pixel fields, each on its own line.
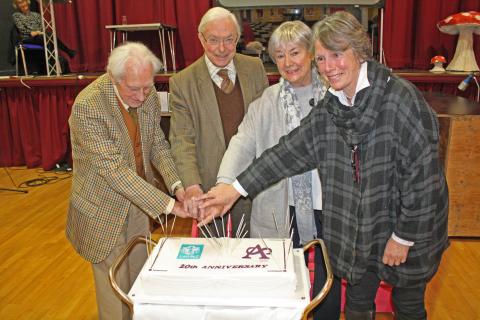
left=217, top=68, right=234, bottom=94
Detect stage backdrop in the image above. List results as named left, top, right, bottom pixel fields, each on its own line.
left=23, top=0, right=480, bottom=73
left=383, top=0, right=480, bottom=70
left=1, top=0, right=478, bottom=74
left=53, top=0, right=212, bottom=73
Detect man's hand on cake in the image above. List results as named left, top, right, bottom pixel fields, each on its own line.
left=184, top=184, right=205, bottom=218
left=198, top=183, right=241, bottom=215
left=171, top=200, right=190, bottom=218
left=174, top=187, right=185, bottom=202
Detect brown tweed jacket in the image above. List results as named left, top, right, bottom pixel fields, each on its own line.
left=66, top=74, right=180, bottom=263
left=168, top=54, right=268, bottom=191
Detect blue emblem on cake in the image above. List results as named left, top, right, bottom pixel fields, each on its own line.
left=177, top=244, right=204, bottom=259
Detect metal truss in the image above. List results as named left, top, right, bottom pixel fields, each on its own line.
left=39, top=0, right=61, bottom=76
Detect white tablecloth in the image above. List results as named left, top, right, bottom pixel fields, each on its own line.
left=130, top=249, right=310, bottom=320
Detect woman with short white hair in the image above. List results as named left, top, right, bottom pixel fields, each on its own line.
left=216, top=20, right=341, bottom=320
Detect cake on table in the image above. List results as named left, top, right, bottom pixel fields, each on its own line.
left=137, top=237, right=299, bottom=299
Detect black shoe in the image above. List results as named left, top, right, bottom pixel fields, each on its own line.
left=67, top=49, right=76, bottom=58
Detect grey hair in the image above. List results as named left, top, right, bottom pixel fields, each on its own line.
left=268, top=20, right=312, bottom=63
left=13, top=0, right=30, bottom=9
left=198, top=7, right=241, bottom=37
left=106, top=42, right=162, bottom=81
left=312, top=11, right=372, bottom=62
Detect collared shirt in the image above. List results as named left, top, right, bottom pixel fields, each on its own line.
left=113, top=81, right=177, bottom=214
left=112, top=82, right=131, bottom=111
left=204, top=55, right=237, bottom=89
left=329, top=61, right=370, bottom=107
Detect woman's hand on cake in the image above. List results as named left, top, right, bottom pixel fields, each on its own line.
left=198, top=183, right=241, bottom=216
left=197, top=204, right=224, bottom=226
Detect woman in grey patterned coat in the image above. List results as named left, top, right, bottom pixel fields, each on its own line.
left=12, top=0, right=76, bottom=58
left=201, top=11, right=449, bottom=320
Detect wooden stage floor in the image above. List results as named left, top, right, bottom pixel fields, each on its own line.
left=1, top=167, right=479, bottom=319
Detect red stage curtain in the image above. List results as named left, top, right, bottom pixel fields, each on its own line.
left=0, top=86, right=76, bottom=170
left=53, top=0, right=212, bottom=73
left=54, top=0, right=115, bottom=73
left=384, top=0, right=480, bottom=70
left=50, top=1, right=480, bottom=72
left=174, top=0, right=212, bottom=66
left=1, top=88, right=41, bottom=168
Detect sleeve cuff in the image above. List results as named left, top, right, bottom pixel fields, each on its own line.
left=391, top=233, right=415, bottom=246
left=233, top=179, right=248, bottom=197
left=165, top=198, right=175, bottom=215
left=170, top=180, right=183, bottom=195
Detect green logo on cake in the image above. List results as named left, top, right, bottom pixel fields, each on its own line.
left=177, top=244, right=204, bottom=259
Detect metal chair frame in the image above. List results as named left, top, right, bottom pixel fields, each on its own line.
left=15, top=43, right=44, bottom=76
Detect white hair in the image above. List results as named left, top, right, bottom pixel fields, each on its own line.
left=106, top=42, right=162, bottom=81
left=198, top=7, right=241, bottom=37
left=268, top=21, right=312, bottom=63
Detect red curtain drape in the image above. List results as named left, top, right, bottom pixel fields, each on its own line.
left=53, top=1, right=478, bottom=73
left=383, top=0, right=480, bottom=70
left=54, top=0, right=115, bottom=73
left=174, top=0, right=212, bottom=66
left=53, top=0, right=212, bottom=73
left=0, top=86, right=76, bottom=170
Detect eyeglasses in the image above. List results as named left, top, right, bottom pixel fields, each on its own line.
left=201, top=33, right=237, bottom=47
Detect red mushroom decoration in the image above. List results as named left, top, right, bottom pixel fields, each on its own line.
left=437, top=11, right=480, bottom=72
left=430, top=55, right=447, bottom=72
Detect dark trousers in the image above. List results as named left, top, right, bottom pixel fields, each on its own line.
left=346, top=270, right=427, bottom=320
left=291, top=206, right=341, bottom=320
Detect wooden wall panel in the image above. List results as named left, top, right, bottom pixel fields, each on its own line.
left=445, top=117, right=480, bottom=236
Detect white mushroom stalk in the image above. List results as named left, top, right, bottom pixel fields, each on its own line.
left=437, top=11, right=480, bottom=72
left=430, top=55, right=446, bottom=73
left=449, top=27, right=478, bottom=71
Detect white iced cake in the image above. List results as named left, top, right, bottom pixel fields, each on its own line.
left=138, top=237, right=297, bottom=299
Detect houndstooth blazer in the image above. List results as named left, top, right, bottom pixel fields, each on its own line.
left=66, top=74, right=180, bottom=263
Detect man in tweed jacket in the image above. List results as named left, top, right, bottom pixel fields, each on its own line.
left=66, top=43, right=188, bottom=320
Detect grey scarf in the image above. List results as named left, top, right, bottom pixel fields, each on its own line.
left=279, top=68, right=326, bottom=244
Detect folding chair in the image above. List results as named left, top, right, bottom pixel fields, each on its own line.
left=15, top=43, right=45, bottom=76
